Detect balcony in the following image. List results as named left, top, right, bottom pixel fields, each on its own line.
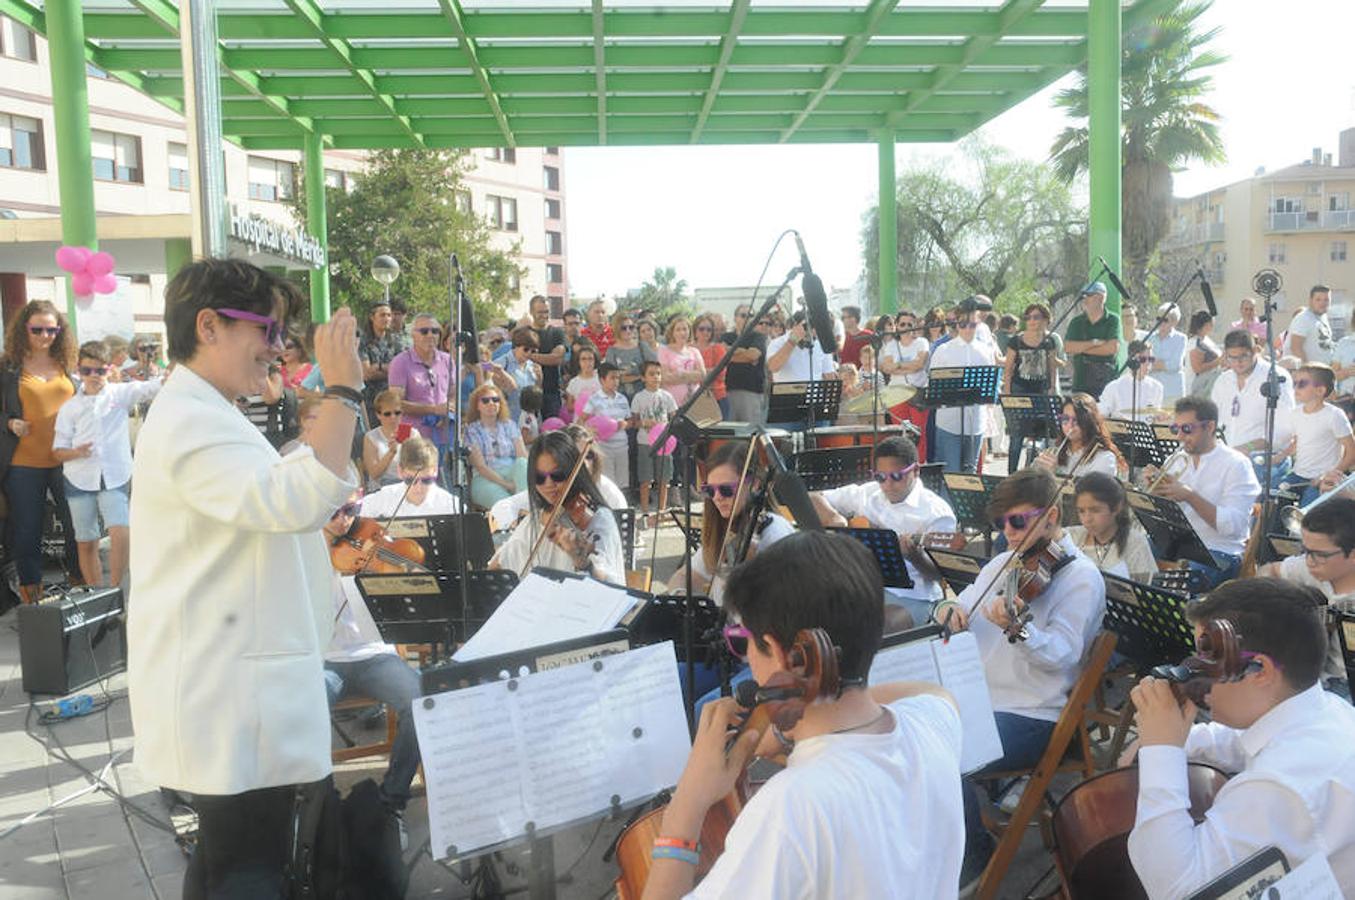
left=1266, top=209, right=1355, bottom=232
left=1163, top=221, right=1225, bottom=247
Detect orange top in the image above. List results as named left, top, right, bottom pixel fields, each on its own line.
left=11, top=371, right=74, bottom=468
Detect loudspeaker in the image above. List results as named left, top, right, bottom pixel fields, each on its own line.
left=18, top=586, right=126, bottom=695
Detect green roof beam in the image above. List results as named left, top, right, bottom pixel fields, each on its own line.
left=691, top=0, right=751, bottom=143
left=592, top=0, right=606, bottom=143
left=437, top=0, right=516, bottom=148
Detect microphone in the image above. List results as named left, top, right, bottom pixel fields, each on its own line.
left=793, top=232, right=838, bottom=355
left=1097, top=256, right=1134, bottom=303
left=1197, top=268, right=1218, bottom=319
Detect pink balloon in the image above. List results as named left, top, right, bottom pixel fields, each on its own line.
left=85, top=251, right=116, bottom=278
left=573, top=389, right=593, bottom=419
left=70, top=272, right=95, bottom=296
left=588, top=415, right=619, bottom=442
left=55, top=245, right=91, bottom=274
left=648, top=423, right=678, bottom=456
left=93, top=274, right=118, bottom=294
left=541, top=416, right=566, bottom=433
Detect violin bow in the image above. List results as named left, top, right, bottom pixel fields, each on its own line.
left=710, top=437, right=763, bottom=584
left=519, top=434, right=596, bottom=579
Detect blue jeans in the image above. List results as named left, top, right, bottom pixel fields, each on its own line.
left=324, top=654, right=422, bottom=809
left=933, top=428, right=982, bottom=475
left=4, top=465, right=78, bottom=584
left=1185, top=549, right=1242, bottom=590
left=1277, top=470, right=1321, bottom=507
left=962, top=712, right=1056, bottom=858
left=694, top=664, right=753, bottom=721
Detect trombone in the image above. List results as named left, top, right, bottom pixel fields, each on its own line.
left=1277, top=470, right=1355, bottom=536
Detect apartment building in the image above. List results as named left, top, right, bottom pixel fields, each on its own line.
left=1165, top=127, right=1355, bottom=330
left=0, top=16, right=567, bottom=339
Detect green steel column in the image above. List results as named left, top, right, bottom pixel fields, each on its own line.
left=1088, top=0, right=1122, bottom=321
left=303, top=132, right=330, bottom=323
left=164, top=238, right=192, bottom=281
left=47, top=0, right=96, bottom=328
left=877, top=132, right=898, bottom=315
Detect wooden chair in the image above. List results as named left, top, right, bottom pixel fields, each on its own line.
left=974, top=631, right=1119, bottom=900
left=331, top=694, right=398, bottom=763
left=625, top=567, right=652, bottom=592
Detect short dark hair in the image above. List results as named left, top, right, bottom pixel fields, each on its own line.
left=724, top=531, right=883, bottom=683
left=1128, top=338, right=1150, bottom=357
left=841, top=305, right=861, bottom=321
left=1222, top=329, right=1256, bottom=352
left=1298, top=363, right=1336, bottom=397
left=529, top=294, right=548, bottom=310
left=519, top=384, right=543, bottom=414
left=998, top=313, right=1019, bottom=330
left=1188, top=310, right=1213, bottom=336
left=163, top=258, right=300, bottom=364
left=873, top=435, right=918, bottom=468
left=641, top=359, right=662, bottom=375
left=1300, top=497, right=1355, bottom=554
left=1311, top=284, right=1331, bottom=298
left=1187, top=577, right=1328, bottom=692
left=988, top=466, right=1059, bottom=519
left=388, top=298, right=407, bottom=314
left=77, top=340, right=110, bottom=365
left=597, top=362, right=620, bottom=378
left=510, top=327, right=539, bottom=350
left=1174, top=395, right=1218, bottom=423
left=563, top=308, right=582, bottom=321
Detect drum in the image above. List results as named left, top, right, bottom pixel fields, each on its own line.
left=701, top=426, right=793, bottom=462
left=808, top=425, right=904, bottom=450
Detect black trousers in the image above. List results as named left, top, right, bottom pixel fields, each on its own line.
left=183, top=782, right=308, bottom=900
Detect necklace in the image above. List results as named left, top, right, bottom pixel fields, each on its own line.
left=1085, top=534, right=1114, bottom=565
left=829, top=706, right=889, bottom=736
left=772, top=705, right=890, bottom=753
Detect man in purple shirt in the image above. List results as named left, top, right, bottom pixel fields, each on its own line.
left=387, top=313, right=453, bottom=441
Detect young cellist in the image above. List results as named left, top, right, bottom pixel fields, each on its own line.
left=640, top=530, right=965, bottom=899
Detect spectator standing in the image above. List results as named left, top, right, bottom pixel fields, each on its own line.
left=658, top=317, right=706, bottom=404
left=1003, top=302, right=1064, bottom=471
left=1290, top=284, right=1336, bottom=364
left=1120, top=306, right=1148, bottom=343
left=580, top=299, right=616, bottom=358
left=561, top=307, right=584, bottom=364
left=837, top=305, right=873, bottom=367
left=1333, top=309, right=1355, bottom=396
left=583, top=364, right=634, bottom=488
left=1064, top=281, right=1121, bottom=398
left=766, top=312, right=838, bottom=384
left=361, top=387, right=407, bottom=492
left=692, top=313, right=728, bottom=418
left=126, top=337, right=164, bottom=382
left=928, top=305, right=994, bottom=473
left=387, top=313, right=452, bottom=444
left=525, top=295, right=567, bottom=419
left=1, top=301, right=81, bottom=602
left=104, top=334, right=130, bottom=381
left=1146, top=305, right=1187, bottom=402
left=388, top=298, right=411, bottom=351
left=52, top=340, right=162, bottom=589
left=358, top=300, right=402, bottom=406
left=497, top=327, right=540, bottom=422
left=279, top=332, right=313, bottom=390
left=632, top=360, right=678, bottom=525
left=724, top=306, right=769, bottom=425
left=605, top=314, right=656, bottom=400
left=1188, top=310, right=1224, bottom=398
left=1231, top=297, right=1268, bottom=342
left=465, top=383, right=528, bottom=509
left=565, top=343, right=602, bottom=414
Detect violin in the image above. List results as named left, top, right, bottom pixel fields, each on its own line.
left=549, top=494, right=600, bottom=569
left=612, top=628, right=841, bottom=899
left=1001, top=538, right=1075, bottom=643
left=328, top=516, right=428, bottom=575
left=1148, top=617, right=1260, bottom=708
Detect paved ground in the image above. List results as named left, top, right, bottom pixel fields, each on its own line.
left=0, top=512, right=1102, bottom=899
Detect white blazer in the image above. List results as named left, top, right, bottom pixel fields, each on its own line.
left=128, top=365, right=357, bottom=795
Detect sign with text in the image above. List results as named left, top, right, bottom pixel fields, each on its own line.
left=227, top=206, right=325, bottom=269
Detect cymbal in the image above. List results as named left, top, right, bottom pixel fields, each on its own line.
left=844, top=383, right=917, bottom=414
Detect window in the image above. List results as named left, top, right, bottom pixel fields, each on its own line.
left=1268, top=242, right=1287, bottom=264
left=168, top=142, right=189, bottom=191
left=1331, top=193, right=1350, bottom=211
left=1307, top=182, right=1322, bottom=195
left=486, top=194, right=517, bottom=232
left=546, top=231, right=563, bottom=255
left=0, top=113, right=44, bottom=171
left=487, top=147, right=516, bottom=164
left=506, top=271, right=521, bottom=298
left=547, top=263, right=563, bottom=284
left=86, top=63, right=108, bottom=79
left=1274, top=197, right=1300, bottom=214
left=0, top=18, right=36, bottom=62
left=545, top=198, right=561, bottom=219
left=91, top=129, right=140, bottom=182
left=545, top=146, right=559, bottom=156
left=543, top=166, right=560, bottom=192
left=1333, top=241, right=1348, bottom=262
left=454, top=190, right=472, bottom=214
left=247, top=156, right=296, bottom=202
left=323, top=168, right=348, bottom=191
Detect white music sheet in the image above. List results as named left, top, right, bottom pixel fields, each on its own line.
left=452, top=570, right=640, bottom=662
left=414, top=642, right=690, bottom=859
left=869, top=631, right=1003, bottom=773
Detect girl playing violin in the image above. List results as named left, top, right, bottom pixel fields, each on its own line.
left=360, top=434, right=460, bottom=518
left=640, top=531, right=965, bottom=899
left=489, top=430, right=625, bottom=584
left=932, top=467, right=1107, bottom=890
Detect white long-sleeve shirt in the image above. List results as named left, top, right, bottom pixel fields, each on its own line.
left=958, top=534, right=1106, bottom=721
left=1128, top=684, right=1355, bottom=899
left=1172, top=442, right=1259, bottom=557
left=929, top=336, right=999, bottom=435
left=52, top=379, right=162, bottom=490
left=1210, top=360, right=1295, bottom=450
left=1098, top=371, right=1165, bottom=422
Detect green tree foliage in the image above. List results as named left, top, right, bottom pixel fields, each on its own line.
left=292, top=149, right=525, bottom=329
left=1049, top=0, right=1227, bottom=301
left=861, top=141, right=1087, bottom=315
left=630, top=266, right=695, bottom=321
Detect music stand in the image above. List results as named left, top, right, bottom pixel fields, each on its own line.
left=924, top=547, right=986, bottom=595
left=355, top=569, right=518, bottom=647
left=767, top=380, right=842, bottom=429
left=1124, top=488, right=1218, bottom=568
left=383, top=513, right=494, bottom=570
left=1000, top=394, right=1063, bottom=468
left=1105, top=418, right=1176, bottom=472
left=623, top=594, right=721, bottom=665
left=1101, top=573, right=1195, bottom=669
left=921, top=365, right=1002, bottom=473
left=942, top=472, right=1001, bottom=555
left=919, top=462, right=946, bottom=498
left=790, top=446, right=873, bottom=490
left=611, top=507, right=637, bottom=570
left=1336, top=610, right=1355, bottom=699
left=828, top=526, right=913, bottom=589
left=1268, top=534, right=1302, bottom=559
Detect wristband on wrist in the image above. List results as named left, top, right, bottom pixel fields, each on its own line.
left=324, top=395, right=363, bottom=418
left=650, top=845, right=700, bottom=866
left=324, top=384, right=365, bottom=405
left=653, top=837, right=699, bottom=852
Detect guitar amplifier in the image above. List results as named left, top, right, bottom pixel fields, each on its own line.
left=17, top=586, right=126, bottom=695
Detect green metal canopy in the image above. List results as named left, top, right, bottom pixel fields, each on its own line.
left=11, top=0, right=1171, bottom=151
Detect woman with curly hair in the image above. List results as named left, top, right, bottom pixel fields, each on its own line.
left=1035, top=392, right=1125, bottom=478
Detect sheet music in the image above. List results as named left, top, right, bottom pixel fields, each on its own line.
left=869, top=632, right=1002, bottom=773
left=453, top=571, right=638, bottom=661
left=414, top=642, right=690, bottom=859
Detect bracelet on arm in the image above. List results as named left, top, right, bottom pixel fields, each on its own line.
left=650, top=845, right=701, bottom=866
left=653, top=837, right=699, bottom=852
left=324, top=394, right=364, bottom=419
left=324, top=384, right=365, bottom=405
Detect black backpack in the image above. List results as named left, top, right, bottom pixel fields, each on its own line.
left=290, top=777, right=408, bottom=900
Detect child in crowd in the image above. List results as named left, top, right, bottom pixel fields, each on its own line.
left=52, top=340, right=163, bottom=588
left=632, top=360, right=677, bottom=527
left=361, top=435, right=461, bottom=517
left=565, top=343, right=601, bottom=416
left=519, top=385, right=543, bottom=445
left=1277, top=363, right=1355, bottom=505
left=583, top=363, right=633, bottom=490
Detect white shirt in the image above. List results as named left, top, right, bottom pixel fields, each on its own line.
left=1211, top=359, right=1295, bottom=449
left=1098, top=371, right=1165, bottom=422
left=492, top=505, right=625, bottom=585
left=326, top=574, right=396, bottom=664
left=583, top=389, right=634, bottom=449
left=688, top=694, right=964, bottom=900
left=1128, top=684, right=1355, bottom=900
left=880, top=338, right=929, bottom=388
left=1147, top=329, right=1188, bottom=401
left=767, top=334, right=839, bottom=383
left=958, top=534, right=1106, bottom=722
left=1290, top=307, right=1336, bottom=364
left=1275, top=554, right=1355, bottom=682
left=360, top=480, right=461, bottom=517
left=818, top=480, right=956, bottom=604
left=1055, top=446, right=1120, bottom=479
left=1065, top=524, right=1159, bottom=584
left=1284, top=402, right=1353, bottom=478
left=929, top=336, right=998, bottom=434
left=128, top=366, right=357, bottom=794
left=1173, top=442, right=1260, bottom=556
left=1335, top=334, right=1355, bottom=395
left=691, top=512, right=795, bottom=605
left=489, top=475, right=626, bottom=532
left=52, top=379, right=162, bottom=491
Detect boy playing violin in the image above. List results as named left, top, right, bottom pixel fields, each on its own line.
left=641, top=530, right=965, bottom=899
left=934, top=466, right=1106, bottom=888
left=1126, top=578, right=1355, bottom=897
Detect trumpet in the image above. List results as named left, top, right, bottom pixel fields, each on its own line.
left=1277, top=469, right=1355, bottom=535
left=1143, top=448, right=1190, bottom=494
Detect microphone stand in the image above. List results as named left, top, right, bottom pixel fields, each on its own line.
left=449, top=253, right=472, bottom=654
left=1257, top=280, right=1284, bottom=539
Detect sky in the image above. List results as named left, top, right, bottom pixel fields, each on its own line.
left=561, top=0, right=1355, bottom=298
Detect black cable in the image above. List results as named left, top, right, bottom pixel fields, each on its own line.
left=558, top=817, right=607, bottom=880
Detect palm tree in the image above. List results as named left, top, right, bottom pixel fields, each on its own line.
left=1049, top=1, right=1227, bottom=301
left=634, top=266, right=692, bottom=320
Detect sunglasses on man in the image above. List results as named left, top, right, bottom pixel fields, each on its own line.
left=402, top=475, right=439, bottom=486
left=78, top=366, right=109, bottom=376
left=991, top=508, right=1048, bottom=532
left=1168, top=422, right=1211, bottom=435
left=872, top=463, right=918, bottom=483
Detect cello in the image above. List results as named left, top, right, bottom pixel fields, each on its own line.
left=612, top=628, right=841, bottom=899
left=1049, top=619, right=1256, bottom=899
